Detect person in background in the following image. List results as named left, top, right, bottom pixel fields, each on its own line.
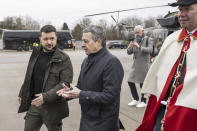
left=33, top=41, right=39, bottom=49
left=72, top=40, right=76, bottom=51
left=127, top=25, right=153, bottom=108
left=18, top=25, right=73, bottom=131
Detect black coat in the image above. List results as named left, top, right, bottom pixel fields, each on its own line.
left=18, top=47, right=73, bottom=121
left=77, top=48, right=124, bottom=131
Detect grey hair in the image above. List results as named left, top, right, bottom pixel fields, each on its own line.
left=134, top=25, right=144, bottom=31
left=83, top=25, right=106, bottom=47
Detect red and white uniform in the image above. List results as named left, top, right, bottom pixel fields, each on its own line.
left=136, top=28, right=197, bottom=131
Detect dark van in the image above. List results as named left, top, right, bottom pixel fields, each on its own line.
left=2, top=30, right=73, bottom=51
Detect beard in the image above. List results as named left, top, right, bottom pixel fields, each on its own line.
left=43, top=44, right=55, bottom=52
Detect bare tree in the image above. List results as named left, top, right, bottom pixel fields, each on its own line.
left=106, top=24, right=119, bottom=40
left=1, top=16, right=40, bottom=30
left=144, top=16, right=156, bottom=28
left=79, top=18, right=92, bottom=29
left=2, top=16, right=15, bottom=29
left=96, top=19, right=108, bottom=30
left=15, top=17, right=24, bottom=29
left=23, top=16, right=40, bottom=30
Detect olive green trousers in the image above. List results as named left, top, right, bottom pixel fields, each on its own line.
left=24, top=105, right=62, bottom=131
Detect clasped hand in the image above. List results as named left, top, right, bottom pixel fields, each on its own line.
left=128, top=41, right=140, bottom=48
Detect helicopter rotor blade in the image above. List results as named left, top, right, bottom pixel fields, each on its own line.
left=84, top=4, right=169, bottom=17
left=111, top=15, right=117, bottom=23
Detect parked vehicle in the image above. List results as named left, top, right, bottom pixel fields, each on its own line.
left=107, top=41, right=127, bottom=49
left=2, top=30, right=73, bottom=51
left=0, top=39, right=2, bottom=49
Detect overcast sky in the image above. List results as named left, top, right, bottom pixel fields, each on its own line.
left=1, top=0, right=177, bottom=29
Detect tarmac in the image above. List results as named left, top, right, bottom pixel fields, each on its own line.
left=0, top=49, right=145, bottom=131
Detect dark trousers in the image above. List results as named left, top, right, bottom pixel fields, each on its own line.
left=24, top=105, right=62, bottom=131
left=128, top=82, right=146, bottom=103
left=153, top=105, right=166, bottom=131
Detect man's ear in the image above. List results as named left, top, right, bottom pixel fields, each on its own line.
left=97, top=38, right=102, bottom=46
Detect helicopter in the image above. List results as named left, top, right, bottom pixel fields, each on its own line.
left=84, top=4, right=180, bottom=43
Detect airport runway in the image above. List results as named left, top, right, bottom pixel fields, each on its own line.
left=0, top=49, right=145, bottom=131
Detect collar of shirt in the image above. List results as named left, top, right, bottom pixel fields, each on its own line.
left=178, top=28, right=197, bottom=42
left=187, top=28, right=197, bottom=36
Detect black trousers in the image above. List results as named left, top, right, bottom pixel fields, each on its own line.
left=24, top=105, right=62, bottom=131
left=128, top=82, right=146, bottom=103
left=153, top=105, right=166, bottom=131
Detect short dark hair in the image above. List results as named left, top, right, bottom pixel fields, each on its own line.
left=40, top=25, right=56, bottom=35
left=83, top=25, right=106, bottom=47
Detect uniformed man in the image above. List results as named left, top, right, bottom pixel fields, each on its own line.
left=136, top=0, right=197, bottom=130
